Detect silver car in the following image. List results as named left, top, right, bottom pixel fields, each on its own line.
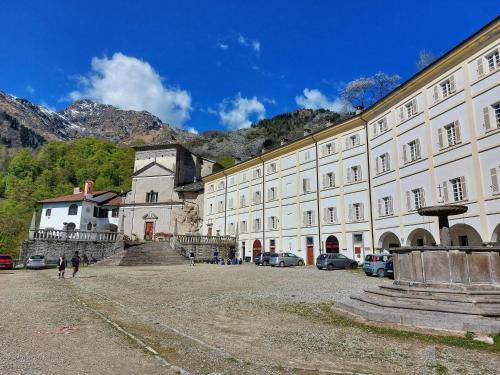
left=269, top=252, right=305, bottom=267
left=26, top=255, right=47, bottom=269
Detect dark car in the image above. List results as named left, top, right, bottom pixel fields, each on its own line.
left=254, top=252, right=273, bottom=266
left=385, top=258, right=394, bottom=279
left=316, top=253, right=358, bottom=270
left=0, top=254, right=14, bottom=270
left=363, top=254, right=392, bottom=277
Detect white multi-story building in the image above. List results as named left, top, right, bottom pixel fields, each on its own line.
left=202, top=18, right=500, bottom=263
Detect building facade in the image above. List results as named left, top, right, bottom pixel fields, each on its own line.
left=121, top=144, right=220, bottom=241
left=202, top=18, right=500, bottom=262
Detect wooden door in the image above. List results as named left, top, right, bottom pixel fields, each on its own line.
left=306, top=246, right=314, bottom=265
left=145, top=222, right=154, bottom=240
left=252, top=240, right=262, bottom=260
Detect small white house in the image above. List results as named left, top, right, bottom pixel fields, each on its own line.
left=38, top=180, right=123, bottom=232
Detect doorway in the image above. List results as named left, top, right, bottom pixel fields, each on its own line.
left=144, top=222, right=154, bottom=241
left=252, top=239, right=262, bottom=260
left=325, top=235, right=339, bottom=253
left=306, top=237, right=314, bottom=265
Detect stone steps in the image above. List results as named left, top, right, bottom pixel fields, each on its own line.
left=115, top=242, right=188, bottom=266
left=367, top=287, right=500, bottom=304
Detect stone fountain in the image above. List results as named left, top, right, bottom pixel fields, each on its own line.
left=338, top=205, right=500, bottom=334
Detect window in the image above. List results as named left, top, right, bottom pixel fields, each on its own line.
left=268, top=216, right=278, bottom=230
left=267, top=163, right=277, bottom=174
left=303, top=210, right=314, bottom=226
left=217, top=201, right=224, bottom=212
left=241, top=173, right=247, bottom=182
left=440, top=79, right=452, bottom=98
left=302, top=178, right=311, bottom=193
left=228, top=223, right=235, bottom=235
left=253, top=218, right=261, bottom=232
left=45, top=208, right=52, bottom=217
left=409, top=140, right=420, bottom=162
left=450, top=177, right=466, bottom=202
left=68, top=204, right=78, bottom=216
left=228, top=197, right=234, bottom=210
left=229, top=177, right=235, bottom=186
left=111, top=208, right=119, bottom=218
left=267, top=187, right=277, bottom=201
left=377, top=153, right=390, bottom=173
left=378, top=197, right=393, bottom=217
left=324, top=207, right=337, bottom=224
left=346, top=134, right=360, bottom=149
left=349, top=203, right=363, bottom=222
left=438, top=121, right=461, bottom=149
left=146, top=191, right=158, bottom=203
left=486, top=50, right=499, bottom=72
left=398, top=98, right=418, bottom=122
left=322, top=142, right=335, bottom=155
left=494, top=104, right=500, bottom=128
left=348, top=166, right=362, bottom=183
left=373, top=117, right=388, bottom=137
left=240, top=195, right=247, bottom=207
left=240, top=221, right=248, bottom=233
left=406, top=188, right=425, bottom=211
left=218, top=181, right=225, bottom=190
left=253, top=191, right=261, bottom=204
left=322, top=172, right=335, bottom=188
left=209, top=185, right=214, bottom=193
left=253, top=168, right=261, bottom=179
left=491, top=167, right=499, bottom=194
left=482, top=104, right=500, bottom=131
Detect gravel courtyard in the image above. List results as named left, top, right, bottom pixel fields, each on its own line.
left=1, top=264, right=499, bottom=375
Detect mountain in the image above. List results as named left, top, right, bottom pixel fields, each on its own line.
left=0, top=91, right=349, bottom=163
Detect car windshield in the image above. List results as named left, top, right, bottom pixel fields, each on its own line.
left=31, top=255, right=45, bottom=260
left=317, top=254, right=329, bottom=259
left=270, top=253, right=279, bottom=257
left=0, top=255, right=12, bottom=259
left=365, top=255, right=374, bottom=261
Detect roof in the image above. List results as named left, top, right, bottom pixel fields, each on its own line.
left=133, top=161, right=175, bottom=176
left=174, top=181, right=204, bottom=192
left=102, top=194, right=125, bottom=207
left=132, top=143, right=218, bottom=164
left=203, top=16, right=500, bottom=183
left=39, top=191, right=120, bottom=204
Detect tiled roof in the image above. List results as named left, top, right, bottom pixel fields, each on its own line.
left=39, top=191, right=109, bottom=204
left=102, top=195, right=125, bottom=207
left=174, top=181, right=204, bottom=192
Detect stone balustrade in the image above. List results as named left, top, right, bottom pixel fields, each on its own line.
left=29, top=228, right=121, bottom=242
left=171, top=234, right=236, bottom=261
left=174, top=234, right=236, bottom=246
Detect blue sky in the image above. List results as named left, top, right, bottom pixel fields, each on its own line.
left=0, top=1, right=496, bottom=133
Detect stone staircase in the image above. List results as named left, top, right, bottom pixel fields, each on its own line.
left=95, top=242, right=188, bottom=267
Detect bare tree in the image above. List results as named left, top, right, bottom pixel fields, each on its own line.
left=341, top=72, right=400, bottom=109
left=416, top=50, right=436, bottom=71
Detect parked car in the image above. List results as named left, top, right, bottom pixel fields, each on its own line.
left=385, top=258, right=394, bottom=279
left=254, top=252, right=273, bottom=266
left=316, top=253, right=358, bottom=270
left=269, top=252, right=305, bottom=267
left=363, top=254, right=392, bottom=277
left=26, top=255, right=47, bottom=269
left=0, top=254, right=14, bottom=270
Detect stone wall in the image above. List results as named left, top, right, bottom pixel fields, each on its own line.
left=21, top=239, right=124, bottom=262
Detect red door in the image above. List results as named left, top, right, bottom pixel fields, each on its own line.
left=307, top=246, right=314, bottom=265
left=145, top=222, right=154, bottom=240
left=252, top=240, right=262, bottom=260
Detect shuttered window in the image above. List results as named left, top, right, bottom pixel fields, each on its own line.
left=491, top=168, right=499, bottom=194
left=322, top=172, right=335, bottom=188
left=486, top=50, right=500, bottom=72
left=449, top=177, right=467, bottom=202
left=303, top=210, right=314, bottom=226
left=324, top=207, right=338, bottom=224
left=302, top=178, right=311, bottom=193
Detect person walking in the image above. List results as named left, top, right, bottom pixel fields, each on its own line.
left=82, top=253, right=89, bottom=266
left=189, top=250, right=195, bottom=266
left=58, top=255, right=67, bottom=279
left=71, top=251, right=81, bottom=278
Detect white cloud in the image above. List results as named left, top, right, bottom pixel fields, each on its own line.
left=219, top=94, right=266, bottom=130
left=295, top=88, right=345, bottom=112
left=25, top=85, right=35, bottom=95
left=216, top=43, right=229, bottom=50
left=69, top=53, right=192, bottom=126
left=186, top=127, right=199, bottom=135
left=238, top=34, right=260, bottom=52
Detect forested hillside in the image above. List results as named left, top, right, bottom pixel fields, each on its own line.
left=0, top=139, right=134, bottom=256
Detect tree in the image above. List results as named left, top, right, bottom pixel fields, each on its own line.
left=341, top=72, right=400, bottom=109
left=416, top=50, right=436, bottom=71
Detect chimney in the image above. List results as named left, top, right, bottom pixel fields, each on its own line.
left=280, top=137, right=288, bottom=146
left=84, top=180, right=94, bottom=196
left=73, top=187, right=82, bottom=195
left=303, top=127, right=312, bottom=136
left=355, top=105, right=364, bottom=115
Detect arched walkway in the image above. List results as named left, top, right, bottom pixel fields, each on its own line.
left=252, top=239, right=262, bottom=260
left=491, top=223, right=500, bottom=245
left=407, top=228, right=436, bottom=246
left=378, top=231, right=401, bottom=250
left=450, top=223, right=483, bottom=246
left=325, top=235, right=340, bottom=253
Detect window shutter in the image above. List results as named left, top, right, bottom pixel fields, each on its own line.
left=345, top=137, right=350, bottom=149
left=388, top=197, right=393, bottom=215
left=449, top=75, right=456, bottom=93
left=302, top=212, right=307, bottom=226
left=386, top=153, right=391, bottom=170
left=454, top=121, right=461, bottom=143
left=360, top=204, right=364, bottom=221
left=358, top=166, right=362, bottom=180
left=377, top=199, right=382, bottom=216
left=433, top=86, right=439, bottom=103
left=438, top=128, right=444, bottom=149
left=322, top=174, right=327, bottom=188
left=461, top=176, right=468, bottom=200
left=415, top=139, right=421, bottom=159
left=302, top=179, right=307, bottom=193
left=311, top=211, right=315, bottom=225
left=383, top=118, right=388, bottom=131
left=348, top=204, right=353, bottom=222
left=267, top=217, right=272, bottom=229
left=483, top=107, right=491, bottom=130
left=321, top=145, right=326, bottom=155
left=347, top=168, right=352, bottom=183
left=477, top=58, right=484, bottom=77
left=402, top=144, right=408, bottom=163
left=333, top=207, right=338, bottom=223
left=306, top=179, right=311, bottom=192
left=406, top=191, right=411, bottom=211
left=375, top=157, right=380, bottom=174
left=398, top=107, right=404, bottom=122
left=323, top=208, right=328, bottom=223
left=491, top=168, right=499, bottom=193
left=421, top=189, right=426, bottom=207
left=373, top=124, right=377, bottom=137
left=442, top=181, right=449, bottom=202
left=412, top=98, right=418, bottom=113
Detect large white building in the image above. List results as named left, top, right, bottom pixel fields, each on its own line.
left=202, top=18, right=500, bottom=264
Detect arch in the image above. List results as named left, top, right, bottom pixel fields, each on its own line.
left=66, top=222, right=76, bottom=231
left=492, top=223, right=500, bottom=245
left=407, top=228, right=436, bottom=246
left=378, top=231, right=401, bottom=250
left=252, top=239, right=262, bottom=260
left=68, top=204, right=78, bottom=215
left=450, top=223, right=482, bottom=246
left=325, top=235, right=340, bottom=253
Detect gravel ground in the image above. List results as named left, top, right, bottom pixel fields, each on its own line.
left=1, top=264, right=499, bottom=375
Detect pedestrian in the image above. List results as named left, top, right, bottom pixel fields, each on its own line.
left=58, top=255, right=67, bottom=279
left=82, top=253, right=89, bottom=266
left=189, top=250, right=195, bottom=266
left=71, top=251, right=80, bottom=278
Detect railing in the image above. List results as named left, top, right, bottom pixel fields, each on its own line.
left=174, top=234, right=236, bottom=246
left=171, top=234, right=237, bottom=261
left=29, top=228, right=121, bottom=242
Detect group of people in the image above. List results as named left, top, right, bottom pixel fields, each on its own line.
left=187, top=248, right=243, bottom=266
left=57, top=251, right=85, bottom=278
